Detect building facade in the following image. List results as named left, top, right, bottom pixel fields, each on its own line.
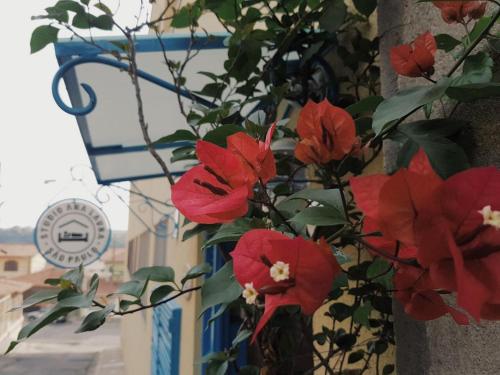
left=0, top=243, right=46, bottom=279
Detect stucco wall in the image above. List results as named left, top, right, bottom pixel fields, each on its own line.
left=378, top=1, right=500, bottom=374
left=122, top=177, right=203, bottom=375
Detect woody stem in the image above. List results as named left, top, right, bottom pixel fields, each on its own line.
left=259, top=179, right=299, bottom=236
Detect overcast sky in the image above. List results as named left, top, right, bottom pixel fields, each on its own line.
left=0, top=1, right=152, bottom=230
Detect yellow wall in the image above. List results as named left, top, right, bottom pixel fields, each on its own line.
left=122, top=177, right=203, bottom=375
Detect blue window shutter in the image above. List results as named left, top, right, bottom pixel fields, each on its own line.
left=202, top=245, right=248, bottom=374
left=151, top=302, right=182, bottom=375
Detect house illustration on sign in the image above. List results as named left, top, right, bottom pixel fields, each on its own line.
left=57, top=220, right=89, bottom=243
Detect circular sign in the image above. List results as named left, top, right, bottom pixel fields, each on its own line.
left=35, top=199, right=111, bottom=268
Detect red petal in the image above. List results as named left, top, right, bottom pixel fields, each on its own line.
left=231, top=229, right=289, bottom=289
left=350, top=174, right=390, bottom=220
left=196, top=140, right=254, bottom=191
left=390, top=44, right=421, bottom=77
left=414, top=32, right=437, bottom=55
left=441, top=167, right=500, bottom=240
left=172, top=166, right=249, bottom=224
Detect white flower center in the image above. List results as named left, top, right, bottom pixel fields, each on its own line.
left=478, top=205, right=500, bottom=229
left=270, top=261, right=290, bottom=282
left=242, top=282, right=258, bottom=305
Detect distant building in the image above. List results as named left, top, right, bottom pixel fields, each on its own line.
left=15, top=266, right=120, bottom=307
left=99, top=247, right=127, bottom=283
left=0, top=278, right=32, bottom=352
left=0, top=243, right=46, bottom=279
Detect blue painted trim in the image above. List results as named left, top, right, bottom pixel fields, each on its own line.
left=33, top=198, right=112, bottom=269
left=151, top=302, right=182, bottom=375
left=88, top=141, right=193, bottom=156
left=53, top=55, right=217, bottom=116
left=202, top=245, right=248, bottom=374
left=55, top=33, right=229, bottom=58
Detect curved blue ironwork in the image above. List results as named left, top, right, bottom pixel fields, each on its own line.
left=52, top=55, right=217, bottom=116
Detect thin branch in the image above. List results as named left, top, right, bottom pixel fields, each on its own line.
left=125, top=32, right=176, bottom=186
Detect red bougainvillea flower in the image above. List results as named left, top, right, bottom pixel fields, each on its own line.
left=390, top=32, right=437, bottom=78
left=232, top=229, right=341, bottom=341
left=414, top=167, right=500, bottom=321
left=394, top=264, right=468, bottom=324
left=352, top=149, right=500, bottom=322
left=350, top=150, right=441, bottom=258
left=227, top=123, right=277, bottom=184
left=433, top=1, right=487, bottom=23
left=172, top=140, right=256, bottom=224
left=294, top=99, right=356, bottom=165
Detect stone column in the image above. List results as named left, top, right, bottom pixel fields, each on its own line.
left=378, top=1, right=500, bottom=374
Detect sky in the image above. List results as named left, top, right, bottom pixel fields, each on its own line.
left=0, top=1, right=152, bottom=230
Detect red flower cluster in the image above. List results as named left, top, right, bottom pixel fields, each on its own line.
left=295, top=99, right=357, bottom=165
left=433, top=1, right=487, bottom=23
left=232, top=229, right=341, bottom=341
left=172, top=125, right=276, bottom=224
left=390, top=32, right=437, bottom=78
left=351, top=150, right=500, bottom=323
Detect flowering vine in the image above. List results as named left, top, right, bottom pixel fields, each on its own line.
left=20, top=0, right=500, bottom=374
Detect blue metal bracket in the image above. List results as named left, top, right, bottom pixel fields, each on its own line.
left=52, top=55, right=217, bottom=116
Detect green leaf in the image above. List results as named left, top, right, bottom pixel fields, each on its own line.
left=113, top=280, right=148, bottom=298
left=396, top=119, right=470, bottom=178
left=367, top=258, right=391, bottom=279
left=31, top=25, right=59, bottom=53
left=93, top=14, right=114, bottom=30
left=320, top=0, right=347, bottom=32
left=329, top=303, right=352, bottom=322
left=10, top=289, right=60, bottom=311
left=55, top=0, right=85, bottom=14
left=348, top=350, right=365, bottom=364
left=150, top=285, right=176, bottom=304
left=353, top=0, right=377, bottom=17
left=72, top=12, right=96, bottom=28
left=206, top=360, right=229, bottom=375
left=203, top=124, right=243, bottom=147
left=201, top=261, right=242, bottom=315
left=346, top=95, right=384, bottom=117
left=61, top=265, right=84, bottom=288
left=15, top=305, right=77, bottom=344
left=446, top=83, right=500, bottom=102
left=171, top=4, right=202, bottom=28
left=155, top=129, right=198, bottom=144
left=183, top=224, right=220, bottom=241
left=453, top=52, right=493, bottom=85
left=205, top=0, right=240, bottom=21
left=372, top=78, right=452, bottom=136
left=468, top=16, right=492, bottom=43
left=353, top=302, right=372, bottom=327
left=181, top=263, right=212, bottom=285
left=76, top=306, right=113, bottom=333
left=435, top=34, right=461, bottom=52
left=284, top=188, right=345, bottom=212
left=203, top=218, right=265, bottom=248
left=290, top=207, right=348, bottom=226
left=132, top=266, right=175, bottom=283
left=171, top=145, right=196, bottom=163
left=94, top=2, right=113, bottom=15
left=232, top=329, right=252, bottom=346
left=383, top=364, right=395, bottom=374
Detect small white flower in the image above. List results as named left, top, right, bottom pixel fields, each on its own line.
left=242, top=282, right=258, bottom=305
left=270, top=261, right=290, bottom=282
left=478, top=205, right=500, bottom=229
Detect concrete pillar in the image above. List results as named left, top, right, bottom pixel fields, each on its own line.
left=378, top=1, right=500, bottom=374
